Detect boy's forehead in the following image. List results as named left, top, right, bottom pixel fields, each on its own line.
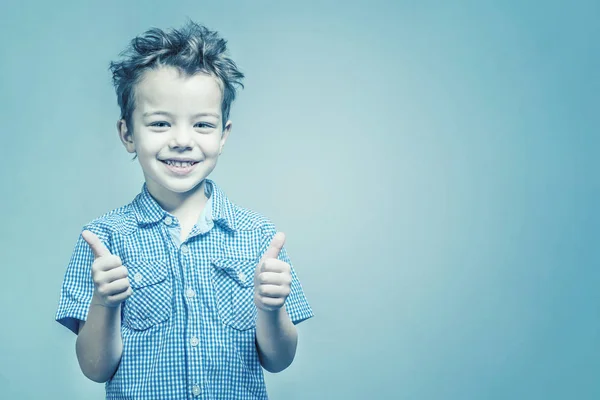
left=134, top=67, right=223, bottom=115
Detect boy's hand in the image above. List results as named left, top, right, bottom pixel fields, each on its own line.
left=82, top=230, right=132, bottom=308
left=254, top=232, right=292, bottom=312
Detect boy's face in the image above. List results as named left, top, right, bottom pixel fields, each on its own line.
left=118, top=66, right=231, bottom=201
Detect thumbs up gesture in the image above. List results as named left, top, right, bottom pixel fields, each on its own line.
left=81, top=230, right=132, bottom=308
left=254, top=232, right=292, bottom=312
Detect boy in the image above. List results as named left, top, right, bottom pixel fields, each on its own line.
left=55, top=21, right=313, bottom=399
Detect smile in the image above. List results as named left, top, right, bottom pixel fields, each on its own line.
left=160, top=159, right=200, bottom=175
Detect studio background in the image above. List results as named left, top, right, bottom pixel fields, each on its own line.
left=1, top=1, right=598, bottom=399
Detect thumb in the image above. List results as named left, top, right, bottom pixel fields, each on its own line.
left=262, top=232, right=286, bottom=262
left=81, top=230, right=111, bottom=259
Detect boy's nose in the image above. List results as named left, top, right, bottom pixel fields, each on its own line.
left=169, top=128, right=194, bottom=149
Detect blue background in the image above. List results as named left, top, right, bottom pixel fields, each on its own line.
left=1, top=0, right=598, bottom=398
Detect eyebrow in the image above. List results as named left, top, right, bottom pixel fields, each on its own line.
left=143, top=111, right=172, bottom=118
left=142, top=111, right=220, bottom=119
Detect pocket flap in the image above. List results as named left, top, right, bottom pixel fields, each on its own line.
left=126, top=257, right=168, bottom=289
left=211, top=257, right=257, bottom=287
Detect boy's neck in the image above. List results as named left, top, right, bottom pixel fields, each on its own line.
left=147, top=179, right=209, bottom=222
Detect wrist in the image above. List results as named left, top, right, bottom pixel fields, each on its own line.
left=257, top=304, right=288, bottom=323
left=91, top=292, right=119, bottom=308
left=90, top=293, right=122, bottom=313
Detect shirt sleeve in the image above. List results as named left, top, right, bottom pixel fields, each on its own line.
left=261, top=223, right=314, bottom=325
left=55, top=222, right=113, bottom=334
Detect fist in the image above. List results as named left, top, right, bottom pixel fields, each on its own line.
left=254, top=232, right=292, bottom=312
left=82, top=230, right=132, bottom=308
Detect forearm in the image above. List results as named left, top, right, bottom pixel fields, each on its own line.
left=76, top=293, right=123, bottom=382
left=255, top=305, right=298, bottom=373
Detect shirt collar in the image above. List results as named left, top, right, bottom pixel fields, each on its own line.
left=204, top=179, right=236, bottom=231
left=132, top=179, right=236, bottom=232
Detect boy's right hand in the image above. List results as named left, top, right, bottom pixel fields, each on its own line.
left=82, top=230, right=132, bottom=308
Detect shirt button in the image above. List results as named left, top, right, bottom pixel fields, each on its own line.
left=181, top=244, right=189, bottom=254
left=133, top=272, right=143, bottom=283
left=238, top=271, right=246, bottom=282
left=185, top=288, right=196, bottom=299
left=190, top=336, right=199, bottom=347
left=164, top=216, right=173, bottom=225
left=192, top=385, right=201, bottom=396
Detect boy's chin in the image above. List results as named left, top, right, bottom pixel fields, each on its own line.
left=161, top=180, right=206, bottom=194
left=146, top=177, right=207, bottom=196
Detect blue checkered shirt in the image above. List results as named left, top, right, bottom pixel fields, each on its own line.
left=55, top=179, right=314, bottom=399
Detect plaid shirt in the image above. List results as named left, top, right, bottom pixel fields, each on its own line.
left=55, top=179, right=313, bottom=399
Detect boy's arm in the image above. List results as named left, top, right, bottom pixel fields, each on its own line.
left=253, top=232, right=299, bottom=373
left=75, top=230, right=132, bottom=382
left=76, top=299, right=124, bottom=382
left=255, top=305, right=298, bottom=373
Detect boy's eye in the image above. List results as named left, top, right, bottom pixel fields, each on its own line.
left=150, top=121, right=170, bottom=128
left=195, top=122, right=215, bottom=129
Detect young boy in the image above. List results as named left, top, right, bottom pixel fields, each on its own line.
left=55, top=21, right=313, bottom=399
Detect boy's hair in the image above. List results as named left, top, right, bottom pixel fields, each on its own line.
left=109, top=20, right=244, bottom=132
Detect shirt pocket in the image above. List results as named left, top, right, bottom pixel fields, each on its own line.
left=122, top=258, right=172, bottom=331
left=210, top=257, right=258, bottom=331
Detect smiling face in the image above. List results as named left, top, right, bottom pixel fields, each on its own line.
left=118, top=66, right=231, bottom=207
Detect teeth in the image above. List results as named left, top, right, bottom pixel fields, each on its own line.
left=165, top=160, right=194, bottom=167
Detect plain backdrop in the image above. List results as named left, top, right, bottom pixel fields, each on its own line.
left=1, top=1, right=598, bottom=399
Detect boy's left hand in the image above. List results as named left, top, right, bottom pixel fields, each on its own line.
left=254, top=232, right=292, bottom=312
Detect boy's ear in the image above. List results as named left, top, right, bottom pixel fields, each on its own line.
left=219, top=120, right=232, bottom=155
left=117, top=119, right=136, bottom=154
